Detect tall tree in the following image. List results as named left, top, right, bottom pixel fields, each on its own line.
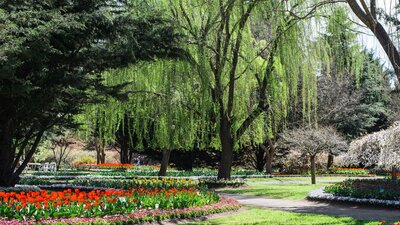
left=0, top=0, right=183, bottom=187
left=172, top=0, right=333, bottom=179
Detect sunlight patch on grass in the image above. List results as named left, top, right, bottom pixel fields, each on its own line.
left=219, top=183, right=330, bottom=200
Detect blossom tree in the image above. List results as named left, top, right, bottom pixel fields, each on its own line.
left=279, top=126, right=347, bottom=184
left=346, top=122, right=400, bottom=181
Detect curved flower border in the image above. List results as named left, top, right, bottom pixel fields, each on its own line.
left=307, top=188, right=400, bottom=207
left=20, top=174, right=271, bottom=180
left=0, top=195, right=239, bottom=225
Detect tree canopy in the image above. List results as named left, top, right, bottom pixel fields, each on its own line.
left=0, top=0, right=183, bottom=187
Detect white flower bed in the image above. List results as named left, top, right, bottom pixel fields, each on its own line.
left=308, top=188, right=400, bottom=207
left=21, top=174, right=271, bottom=180
left=0, top=185, right=41, bottom=192
left=37, top=184, right=119, bottom=191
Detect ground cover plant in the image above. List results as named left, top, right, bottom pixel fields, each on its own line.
left=325, top=179, right=400, bottom=200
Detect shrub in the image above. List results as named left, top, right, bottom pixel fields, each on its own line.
left=72, top=155, right=96, bottom=165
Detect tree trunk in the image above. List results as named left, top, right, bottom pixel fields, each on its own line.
left=391, top=166, right=397, bottom=182
left=255, top=145, right=266, bottom=172
left=265, top=138, right=275, bottom=175
left=310, top=155, right=316, bottom=184
left=217, top=116, right=234, bottom=180
left=120, top=135, right=129, bottom=164
left=0, top=148, right=17, bottom=187
left=159, top=150, right=171, bottom=176
left=0, top=127, right=45, bottom=187
left=327, top=153, right=334, bottom=170
left=94, top=137, right=106, bottom=164
left=265, top=151, right=273, bottom=175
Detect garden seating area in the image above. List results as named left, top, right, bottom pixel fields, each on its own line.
left=26, top=163, right=57, bottom=172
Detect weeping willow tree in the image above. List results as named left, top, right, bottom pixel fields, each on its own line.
left=76, top=0, right=372, bottom=179
left=165, top=0, right=351, bottom=179
left=76, top=59, right=213, bottom=174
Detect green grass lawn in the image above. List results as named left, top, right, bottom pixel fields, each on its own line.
left=219, top=176, right=378, bottom=200
left=218, top=183, right=328, bottom=200
left=185, top=207, right=381, bottom=225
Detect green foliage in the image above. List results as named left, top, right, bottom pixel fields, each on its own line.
left=72, top=155, right=97, bottom=165
left=0, top=0, right=183, bottom=186
left=79, top=0, right=345, bottom=154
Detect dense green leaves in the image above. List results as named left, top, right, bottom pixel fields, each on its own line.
left=0, top=0, right=183, bottom=186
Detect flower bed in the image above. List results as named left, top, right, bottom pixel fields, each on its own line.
left=72, top=177, right=199, bottom=190
left=200, top=179, right=246, bottom=189
left=24, top=166, right=264, bottom=177
left=308, top=188, right=400, bottom=207
left=272, top=173, right=376, bottom=177
left=72, top=163, right=134, bottom=168
left=307, top=179, right=400, bottom=207
left=0, top=195, right=239, bottom=225
left=276, top=168, right=372, bottom=176
left=0, top=187, right=218, bottom=221
left=19, top=174, right=271, bottom=184
left=324, top=179, right=400, bottom=200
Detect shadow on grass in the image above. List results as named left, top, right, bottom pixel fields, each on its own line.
left=185, top=207, right=381, bottom=225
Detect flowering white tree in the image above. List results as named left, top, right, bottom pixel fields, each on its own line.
left=346, top=122, right=400, bottom=181
left=279, top=126, right=347, bottom=184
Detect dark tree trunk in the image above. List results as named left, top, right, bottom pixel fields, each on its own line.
left=0, top=124, right=45, bottom=187
left=118, top=113, right=131, bottom=164
left=255, top=145, right=266, bottom=172
left=327, top=153, right=334, bottom=170
left=310, top=155, right=316, bottom=184
left=94, top=137, right=105, bottom=164
left=0, top=146, right=18, bottom=187
left=265, top=151, right=273, bottom=175
left=120, top=135, right=129, bottom=164
left=159, top=150, right=171, bottom=176
left=172, top=151, right=195, bottom=171
left=265, top=138, right=275, bottom=175
left=392, top=166, right=397, bottom=182
left=217, top=116, right=234, bottom=180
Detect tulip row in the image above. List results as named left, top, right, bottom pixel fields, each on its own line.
left=0, top=195, right=239, bottom=225
left=0, top=187, right=219, bottom=220
left=72, top=177, right=200, bottom=190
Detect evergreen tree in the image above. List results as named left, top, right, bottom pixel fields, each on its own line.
left=0, top=0, right=182, bottom=187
